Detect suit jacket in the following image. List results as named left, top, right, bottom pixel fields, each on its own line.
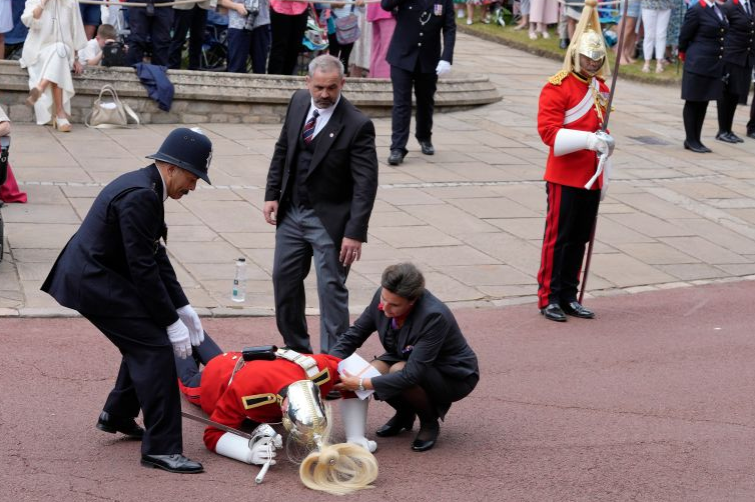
left=679, top=1, right=729, bottom=78
left=382, top=0, right=456, bottom=73
left=722, top=0, right=755, bottom=67
left=331, top=288, right=479, bottom=401
left=265, top=89, right=378, bottom=246
left=41, top=165, right=187, bottom=326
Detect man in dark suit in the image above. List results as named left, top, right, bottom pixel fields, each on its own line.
left=41, top=128, right=212, bottom=474
left=332, top=262, right=479, bottom=452
left=125, top=0, right=174, bottom=67
left=717, top=0, right=755, bottom=143
left=382, top=0, right=456, bottom=165
left=263, top=54, right=379, bottom=356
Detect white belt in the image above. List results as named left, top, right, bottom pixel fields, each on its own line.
left=276, top=349, right=320, bottom=379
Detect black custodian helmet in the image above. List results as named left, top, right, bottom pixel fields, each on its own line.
left=147, top=128, right=212, bottom=184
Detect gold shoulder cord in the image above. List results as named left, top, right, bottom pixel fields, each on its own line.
left=590, top=82, right=607, bottom=125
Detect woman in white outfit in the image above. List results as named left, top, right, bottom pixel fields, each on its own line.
left=20, top=0, right=87, bottom=132
left=640, top=0, right=673, bottom=73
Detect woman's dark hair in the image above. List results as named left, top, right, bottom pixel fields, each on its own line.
left=381, top=263, right=425, bottom=301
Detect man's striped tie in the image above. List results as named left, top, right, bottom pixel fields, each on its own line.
left=302, top=110, right=319, bottom=144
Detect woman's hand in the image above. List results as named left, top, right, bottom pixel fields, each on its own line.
left=334, top=370, right=370, bottom=392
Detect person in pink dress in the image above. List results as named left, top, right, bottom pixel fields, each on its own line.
left=367, top=2, right=396, bottom=78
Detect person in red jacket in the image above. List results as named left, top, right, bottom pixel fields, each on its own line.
left=536, top=0, right=615, bottom=323
left=175, top=333, right=378, bottom=494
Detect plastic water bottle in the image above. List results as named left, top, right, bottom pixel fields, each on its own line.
left=232, top=258, right=247, bottom=303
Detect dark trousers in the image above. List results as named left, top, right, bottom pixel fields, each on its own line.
left=749, top=94, right=755, bottom=135
left=126, top=6, right=174, bottom=67
left=717, top=89, right=740, bottom=134
left=327, top=34, right=353, bottom=71
left=168, top=6, right=208, bottom=70
left=87, top=315, right=182, bottom=455
left=390, top=64, right=437, bottom=153
left=227, top=25, right=271, bottom=74
left=272, top=205, right=350, bottom=354
left=683, top=100, right=709, bottom=146
left=174, top=332, right=222, bottom=389
left=537, top=182, right=600, bottom=309
left=267, top=10, right=308, bottom=75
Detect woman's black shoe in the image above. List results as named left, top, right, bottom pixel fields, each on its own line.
left=376, top=413, right=415, bottom=437
left=411, top=421, right=440, bottom=452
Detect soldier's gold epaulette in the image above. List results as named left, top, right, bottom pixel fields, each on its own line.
left=548, top=70, right=569, bottom=85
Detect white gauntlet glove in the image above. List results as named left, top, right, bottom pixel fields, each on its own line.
left=248, top=425, right=282, bottom=465
left=585, top=131, right=615, bottom=156
left=166, top=319, right=192, bottom=359
left=435, top=60, right=451, bottom=76
left=594, top=131, right=615, bottom=156
left=177, top=304, right=204, bottom=346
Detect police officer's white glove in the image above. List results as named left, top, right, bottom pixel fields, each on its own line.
left=435, top=60, right=451, bottom=76
left=166, top=319, right=192, bottom=359
left=177, top=304, right=204, bottom=346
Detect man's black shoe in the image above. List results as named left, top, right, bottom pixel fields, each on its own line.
left=388, top=149, right=405, bottom=165
left=141, top=454, right=204, bottom=474
left=715, top=131, right=738, bottom=144
left=418, top=140, right=435, bottom=155
left=559, top=38, right=569, bottom=49
left=376, top=413, right=415, bottom=437
left=684, top=140, right=710, bottom=153
left=728, top=132, right=744, bottom=143
left=560, top=301, right=595, bottom=319
left=540, top=303, right=567, bottom=322
left=96, top=411, right=145, bottom=439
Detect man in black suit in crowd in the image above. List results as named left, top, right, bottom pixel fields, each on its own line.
left=42, top=128, right=213, bottom=474
left=716, top=0, right=755, bottom=143
left=382, top=0, right=456, bottom=165
left=263, top=54, right=379, bottom=356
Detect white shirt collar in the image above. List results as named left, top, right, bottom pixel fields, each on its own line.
left=153, top=164, right=168, bottom=202
left=306, top=95, right=341, bottom=137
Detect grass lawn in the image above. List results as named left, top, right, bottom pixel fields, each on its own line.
left=459, top=16, right=683, bottom=87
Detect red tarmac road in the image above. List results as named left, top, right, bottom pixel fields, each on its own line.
left=2, top=281, right=755, bottom=501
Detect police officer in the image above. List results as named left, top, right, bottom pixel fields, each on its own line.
left=716, top=0, right=755, bottom=143
left=678, top=0, right=729, bottom=153
left=42, top=128, right=212, bottom=474
left=126, top=0, right=175, bottom=67
left=382, top=0, right=456, bottom=165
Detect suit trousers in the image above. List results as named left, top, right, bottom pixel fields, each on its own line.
left=537, top=182, right=600, bottom=309
left=273, top=205, right=350, bottom=354
left=168, top=6, right=208, bottom=70
left=88, top=315, right=183, bottom=455
left=126, top=7, right=174, bottom=67
left=390, top=64, right=438, bottom=153
left=174, top=331, right=222, bottom=389
left=749, top=96, right=755, bottom=135
left=267, top=10, right=308, bottom=75
left=227, top=26, right=271, bottom=74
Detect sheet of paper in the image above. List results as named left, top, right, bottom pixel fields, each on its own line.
left=337, top=353, right=382, bottom=400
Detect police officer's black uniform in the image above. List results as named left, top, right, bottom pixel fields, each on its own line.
left=42, top=129, right=211, bottom=473
left=716, top=0, right=755, bottom=142
left=679, top=0, right=729, bottom=152
left=126, top=0, right=175, bottom=67
left=382, top=0, right=455, bottom=164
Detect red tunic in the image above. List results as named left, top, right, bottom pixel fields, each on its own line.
left=537, top=72, right=609, bottom=189
left=180, top=352, right=343, bottom=452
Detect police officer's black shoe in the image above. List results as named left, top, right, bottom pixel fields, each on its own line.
left=560, top=301, right=595, bottom=319
left=96, top=411, right=145, bottom=439
left=728, top=132, right=744, bottom=143
left=388, top=149, right=405, bottom=165
left=141, top=454, right=204, bottom=474
left=418, top=140, right=435, bottom=155
left=540, top=303, right=567, bottom=322
left=747, top=131, right=755, bottom=139
left=684, top=140, right=710, bottom=153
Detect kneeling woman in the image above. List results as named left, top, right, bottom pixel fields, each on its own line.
left=334, top=263, right=480, bottom=452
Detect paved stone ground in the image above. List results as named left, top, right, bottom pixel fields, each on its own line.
left=2, top=33, right=755, bottom=327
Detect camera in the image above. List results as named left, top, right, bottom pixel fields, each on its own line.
left=244, top=0, right=260, bottom=31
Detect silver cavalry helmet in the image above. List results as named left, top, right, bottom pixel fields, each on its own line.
left=281, top=380, right=329, bottom=450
